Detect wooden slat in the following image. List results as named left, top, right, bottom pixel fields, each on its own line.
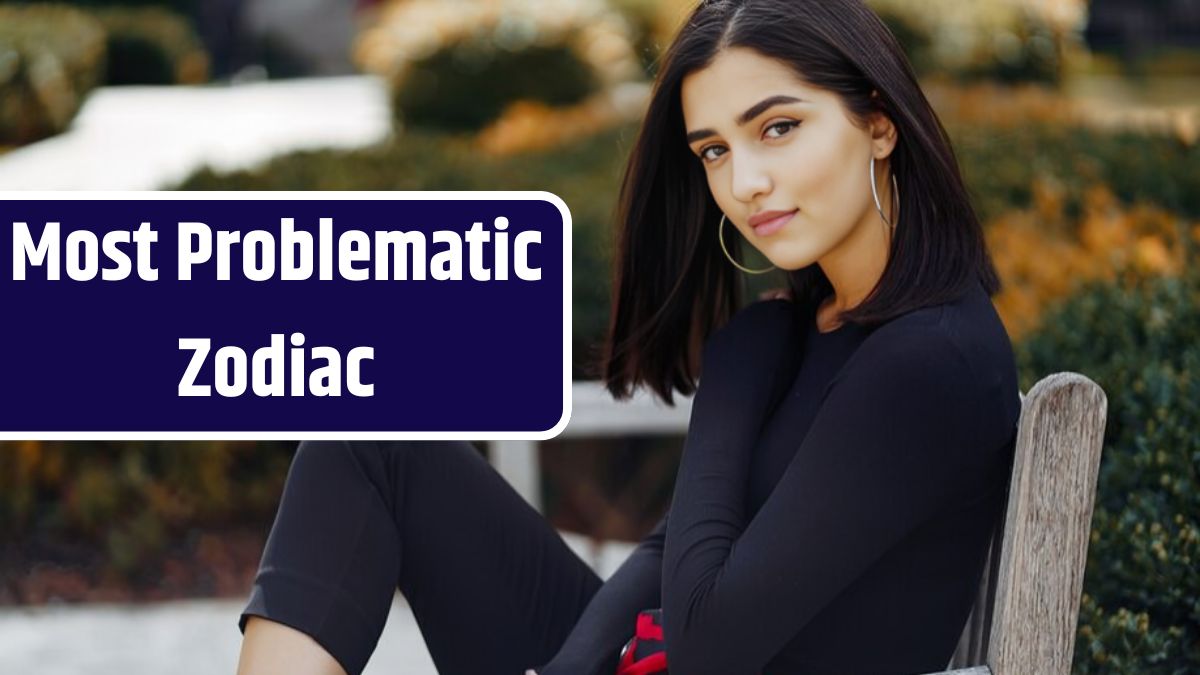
left=925, top=667, right=992, bottom=675
left=985, top=373, right=1107, bottom=675
left=948, top=534, right=998, bottom=668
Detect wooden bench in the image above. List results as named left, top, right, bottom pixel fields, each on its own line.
left=923, top=372, right=1108, bottom=675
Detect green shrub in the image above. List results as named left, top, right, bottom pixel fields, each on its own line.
left=0, top=3, right=106, bottom=145
left=958, top=8, right=1063, bottom=86
left=354, top=0, right=640, bottom=133
left=94, top=6, right=208, bottom=85
left=0, top=442, right=294, bottom=578
left=949, top=122, right=1200, bottom=224
left=869, top=0, right=1064, bottom=84
left=395, top=41, right=599, bottom=132
left=608, top=0, right=665, bottom=79
left=1017, top=267, right=1200, bottom=673
left=870, top=5, right=936, bottom=77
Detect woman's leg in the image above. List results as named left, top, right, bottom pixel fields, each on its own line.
left=237, top=440, right=603, bottom=675
left=238, top=616, right=347, bottom=675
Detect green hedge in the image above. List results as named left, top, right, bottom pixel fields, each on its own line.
left=0, top=2, right=209, bottom=147
left=871, top=2, right=1064, bottom=85
left=1017, top=266, right=1200, bottom=673
left=395, top=41, right=599, bottom=132
left=948, top=122, right=1200, bottom=225
left=94, top=6, right=208, bottom=85
left=0, top=442, right=294, bottom=577
left=0, top=4, right=106, bottom=145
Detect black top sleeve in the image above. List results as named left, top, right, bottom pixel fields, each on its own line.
left=660, top=300, right=1000, bottom=675
left=537, top=513, right=669, bottom=675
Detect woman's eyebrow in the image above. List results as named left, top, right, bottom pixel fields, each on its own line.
left=685, top=94, right=808, bottom=144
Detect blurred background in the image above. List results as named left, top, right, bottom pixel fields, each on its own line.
left=0, top=0, right=1197, bottom=673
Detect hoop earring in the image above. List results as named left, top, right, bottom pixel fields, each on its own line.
left=718, top=213, right=776, bottom=274
left=870, top=155, right=900, bottom=229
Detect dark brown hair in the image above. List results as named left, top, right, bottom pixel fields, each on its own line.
left=599, top=0, right=1001, bottom=405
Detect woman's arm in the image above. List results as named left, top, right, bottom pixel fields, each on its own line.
left=536, top=300, right=802, bottom=675
left=661, top=305, right=998, bottom=675
left=536, top=513, right=669, bottom=675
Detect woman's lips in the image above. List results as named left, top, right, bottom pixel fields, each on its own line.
left=752, top=210, right=797, bottom=237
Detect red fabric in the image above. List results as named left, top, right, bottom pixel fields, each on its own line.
left=617, top=651, right=667, bottom=675
left=636, top=612, right=664, bottom=641
left=616, top=610, right=667, bottom=675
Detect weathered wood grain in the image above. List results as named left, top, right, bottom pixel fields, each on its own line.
left=922, top=374, right=1106, bottom=675
left=985, top=372, right=1106, bottom=674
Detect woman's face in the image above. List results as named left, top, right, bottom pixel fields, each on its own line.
left=681, top=47, right=895, bottom=272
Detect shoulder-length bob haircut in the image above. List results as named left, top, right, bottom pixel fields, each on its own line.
left=599, top=0, right=1001, bottom=405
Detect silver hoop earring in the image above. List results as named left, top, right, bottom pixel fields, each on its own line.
left=718, top=213, right=776, bottom=275
left=870, top=155, right=900, bottom=229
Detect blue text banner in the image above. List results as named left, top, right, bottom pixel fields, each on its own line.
left=0, top=191, right=571, bottom=439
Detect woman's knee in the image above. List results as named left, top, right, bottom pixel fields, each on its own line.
left=288, top=440, right=486, bottom=513
left=283, top=440, right=402, bottom=514
left=371, top=440, right=488, bottom=475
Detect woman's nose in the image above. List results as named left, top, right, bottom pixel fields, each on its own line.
left=729, top=151, right=772, bottom=205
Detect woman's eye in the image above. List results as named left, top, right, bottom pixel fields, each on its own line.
left=698, top=121, right=799, bottom=164
left=766, top=120, right=800, bottom=138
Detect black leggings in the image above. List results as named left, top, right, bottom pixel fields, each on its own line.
left=239, top=440, right=604, bottom=675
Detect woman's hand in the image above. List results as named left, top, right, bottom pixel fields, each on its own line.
left=524, top=670, right=538, bottom=675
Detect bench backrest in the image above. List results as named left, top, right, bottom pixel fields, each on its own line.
left=946, top=372, right=1108, bottom=674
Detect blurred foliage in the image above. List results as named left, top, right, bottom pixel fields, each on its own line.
left=606, top=0, right=663, bottom=78
left=0, top=0, right=194, bottom=10
left=0, top=441, right=293, bottom=583
left=0, top=1, right=208, bottom=147
left=94, top=6, right=208, bottom=85
left=868, top=0, right=1085, bottom=85
left=950, top=121, right=1200, bottom=225
left=474, top=89, right=647, bottom=156
left=0, top=3, right=106, bottom=145
left=395, top=42, right=599, bottom=132
left=354, top=0, right=642, bottom=132
left=1017, top=266, right=1200, bottom=674
left=1085, top=0, right=1200, bottom=77
left=987, top=182, right=1196, bottom=341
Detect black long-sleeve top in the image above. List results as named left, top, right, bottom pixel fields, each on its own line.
left=539, top=280, right=1021, bottom=675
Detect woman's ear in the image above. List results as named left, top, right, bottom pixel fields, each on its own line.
left=868, top=91, right=898, bottom=159
left=869, top=113, right=897, bottom=160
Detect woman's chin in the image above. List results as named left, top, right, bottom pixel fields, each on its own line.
left=762, top=247, right=818, bottom=272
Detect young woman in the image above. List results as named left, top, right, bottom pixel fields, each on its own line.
left=235, top=1, right=1022, bottom=674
